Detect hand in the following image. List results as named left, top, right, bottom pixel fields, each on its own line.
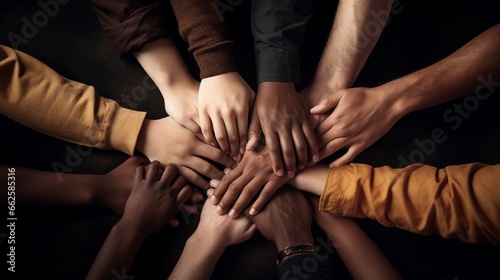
left=198, top=72, right=255, bottom=160
left=244, top=186, right=313, bottom=252
left=246, top=82, right=318, bottom=178
left=163, top=80, right=201, bottom=133
left=136, top=117, right=236, bottom=189
left=121, top=162, right=192, bottom=237
left=310, top=87, right=402, bottom=167
left=195, top=190, right=257, bottom=248
left=94, top=156, right=150, bottom=215
left=209, top=147, right=290, bottom=218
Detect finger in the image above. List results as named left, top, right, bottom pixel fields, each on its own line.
left=145, top=161, right=162, bottom=182
left=199, top=111, right=217, bottom=147
left=159, top=164, right=179, bottom=187
left=328, top=146, right=361, bottom=168
left=249, top=179, right=283, bottom=216
left=212, top=115, right=230, bottom=155
left=183, top=156, right=224, bottom=180
left=291, top=123, right=308, bottom=171
left=245, top=111, right=261, bottom=151
left=318, top=137, right=349, bottom=162
left=302, top=121, right=319, bottom=164
left=277, top=128, right=296, bottom=178
left=134, top=165, right=146, bottom=184
left=171, top=174, right=188, bottom=192
left=237, top=109, right=249, bottom=155
left=314, top=113, right=340, bottom=137
left=178, top=166, right=210, bottom=190
left=190, top=191, right=204, bottom=203
left=210, top=167, right=243, bottom=205
left=223, top=113, right=240, bottom=159
left=310, top=94, right=342, bottom=114
left=264, top=130, right=285, bottom=177
left=176, top=184, right=193, bottom=207
left=183, top=119, right=201, bottom=134
left=167, top=218, right=180, bottom=227
left=194, top=143, right=236, bottom=169
left=128, top=155, right=150, bottom=167
left=226, top=177, right=266, bottom=218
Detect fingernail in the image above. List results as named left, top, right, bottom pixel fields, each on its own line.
left=233, top=156, right=238, bottom=162
left=206, top=188, right=214, bottom=197
left=313, top=154, right=319, bottom=163
left=229, top=209, right=237, bottom=218
left=299, top=165, right=305, bottom=170
left=240, top=148, right=246, bottom=154
left=223, top=167, right=232, bottom=175
left=210, top=179, right=220, bottom=187
left=276, top=169, right=284, bottom=176
left=217, top=205, right=224, bottom=215
left=211, top=195, right=219, bottom=205
left=249, top=208, right=257, bottom=216
left=287, top=171, right=295, bottom=178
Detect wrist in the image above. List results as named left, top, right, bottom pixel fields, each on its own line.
left=189, top=231, right=227, bottom=255
left=274, top=231, right=314, bottom=253
left=258, top=81, right=296, bottom=93
left=113, top=218, right=149, bottom=243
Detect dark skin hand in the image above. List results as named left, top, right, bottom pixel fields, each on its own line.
left=244, top=186, right=314, bottom=256
left=209, top=147, right=290, bottom=218
left=246, top=82, right=319, bottom=178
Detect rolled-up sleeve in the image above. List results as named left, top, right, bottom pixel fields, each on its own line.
left=319, top=163, right=500, bottom=245
left=0, top=45, right=146, bottom=155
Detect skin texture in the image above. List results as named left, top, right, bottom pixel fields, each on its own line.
left=134, top=38, right=201, bottom=133
left=135, top=117, right=236, bottom=190
left=246, top=81, right=318, bottom=177
left=311, top=22, right=500, bottom=167
left=199, top=71, right=255, bottom=160
left=86, top=163, right=192, bottom=280
left=209, top=147, right=290, bottom=218
left=168, top=193, right=256, bottom=280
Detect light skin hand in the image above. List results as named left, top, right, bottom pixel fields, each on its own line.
left=135, top=117, right=236, bottom=190
left=244, top=187, right=314, bottom=259
left=209, top=147, right=290, bottom=218
left=310, top=87, right=403, bottom=167
left=163, top=80, right=201, bottom=133
left=199, top=71, right=255, bottom=160
left=246, top=82, right=319, bottom=178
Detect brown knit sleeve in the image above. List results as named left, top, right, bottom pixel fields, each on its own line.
left=169, top=0, right=238, bottom=78
left=90, top=0, right=175, bottom=57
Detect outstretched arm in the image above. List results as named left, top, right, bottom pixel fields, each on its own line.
left=168, top=193, right=256, bottom=280
left=86, top=163, right=192, bottom=280
left=312, top=22, right=500, bottom=167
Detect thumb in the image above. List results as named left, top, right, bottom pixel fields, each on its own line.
left=310, top=94, right=342, bottom=114
left=245, top=111, right=261, bottom=151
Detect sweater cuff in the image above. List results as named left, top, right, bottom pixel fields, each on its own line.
left=196, top=44, right=238, bottom=79
left=107, top=105, right=147, bottom=155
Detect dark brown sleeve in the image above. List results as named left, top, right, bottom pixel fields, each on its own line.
left=169, top=0, right=238, bottom=78
left=90, top=0, right=175, bottom=57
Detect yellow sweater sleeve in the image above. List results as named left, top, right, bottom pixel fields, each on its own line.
left=0, top=45, right=146, bottom=155
left=319, top=162, right=500, bottom=245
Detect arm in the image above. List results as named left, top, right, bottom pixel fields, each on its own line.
left=86, top=163, right=192, bottom=280
left=170, top=0, right=255, bottom=159
left=0, top=44, right=145, bottom=156
left=310, top=198, right=403, bottom=280
left=293, top=163, right=500, bottom=245
left=168, top=196, right=256, bottom=280
left=312, top=22, right=500, bottom=167
left=306, top=0, right=393, bottom=107
left=247, top=0, right=318, bottom=176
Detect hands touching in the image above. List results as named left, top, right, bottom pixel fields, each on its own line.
left=199, top=71, right=255, bottom=160
left=136, top=117, right=236, bottom=190
left=309, top=86, right=403, bottom=167
left=246, top=82, right=319, bottom=178
left=209, top=147, right=290, bottom=218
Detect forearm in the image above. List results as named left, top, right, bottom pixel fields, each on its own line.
left=382, top=23, right=500, bottom=116
left=289, top=165, right=329, bottom=196
left=0, top=45, right=145, bottom=155
left=134, top=38, right=198, bottom=94
left=0, top=165, right=95, bottom=205
left=324, top=216, right=402, bottom=280
left=168, top=232, right=224, bottom=280
left=312, top=0, right=393, bottom=91
left=320, top=163, right=500, bottom=245
left=86, top=221, right=146, bottom=280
